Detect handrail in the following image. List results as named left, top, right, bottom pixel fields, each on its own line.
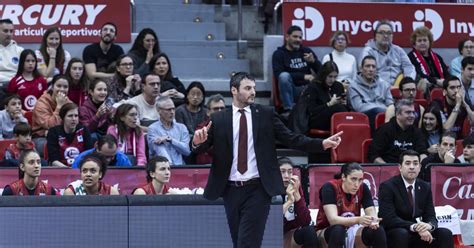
left=130, top=0, right=136, bottom=33
left=273, top=0, right=284, bottom=35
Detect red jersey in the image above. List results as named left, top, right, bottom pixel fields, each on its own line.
left=4, top=141, right=35, bottom=160
left=68, top=85, right=88, bottom=107
left=58, top=127, right=86, bottom=167
left=8, top=179, right=54, bottom=195
left=132, top=182, right=169, bottom=195
left=315, top=179, right=364, bottom=230
left=7, top=75, right=48, bottom=111
left=67, top=181, right=112, bottom=195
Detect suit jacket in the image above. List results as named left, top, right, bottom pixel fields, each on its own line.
left=194, top=104, right=324, bottom=200
left=378, top=175, right=438, bottom=230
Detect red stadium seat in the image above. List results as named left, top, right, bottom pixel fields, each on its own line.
left=0, top=139, right=16, bottom=160
left=415, top=90, right=424, bottom=99
left=414, top=99, right=428, bottom=109
left=375, top=112, right=385, bottom=130
left=456, top=140, right=464, bottom=158
left=461, top=118, right=471, bottom=138
left=430, top=88, right=444, bottom=102
left=331, top=123, right=371, bottom=163
left=24, top=111, right=33, bottom=126
left=43, top=143, right=48, bottom=161
left=330, top=112, right=369, bottom=135
left=390, top=88, right=401, bottom=100
left=361, top=138, right=373, bottom=163
left=271, top=77, right=282, bottom=110
left=307, top=128, right=330, bottom=138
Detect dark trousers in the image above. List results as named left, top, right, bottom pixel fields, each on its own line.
left=386, top=227, right=453, bottom=248
left=223, top=182, right=271, bottom=248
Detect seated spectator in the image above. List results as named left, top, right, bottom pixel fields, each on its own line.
left=441, top=76, right=474, bottom=138
left=1, top=123, right=36, bottom=167
left=2, top=149, right=56, bottom=195
left=315, top=162, right=386, bottom=248
left=304, top=61, right=348, bottom=131
left=149, top=53, right=186, bottom=106
left=0, top=18, right=24, bottom=83
left=47, top=103, right=93, bottom=167
left=72, top=134, right=131, bottom=168
left=349, top=55, right=394, bottom=130
left=421, top=132, right=459, bottom=182
left=147, top=96, right=190, bottom=165
left=450, top=39, right=473, bottom=79
left=107, top=54, right=142, bottom=102
left=278, top=157, right=318, bottom=248
left=116, top=73, right=161, bottom=128
left=420, top=104, right=443, bottom=155
left=0, top=94, right=27, bottom=139
left=378, top=150, right=454, bottom=248
left=132, top=156, right=171, bottom=195
left=32, top=75, right=71, bottom=156
left=360, top=19, right=415, bottom=85
left=459, top=135, right=474, bottom=163
left=407, top=26, right=448, bottom=91
left=368, top=99, right=427, bottom=163
left=322, top=31, right=357, bottom=83
left=7, top=49, right=47, bottom=111
left=128, top=28, right=160, bottom=77
left=65, top=58, right=89, bottom=106
left=272, top=25, right=321, bottom=111
left=107, top=103, right=146, bottom=166
left=195, top=94, right=226, bottom=164
left=385, top=77, right=425, bottom=126
left=460, top=56, right=474, bottom=108
left=79, top=79, right=114, bottom=141
left=176, top=81, right=207, bottom=136
left=64, top=153, right=120, bottom=195
left=82, top=22, right=124, bottom=80
left=35, top=27, right=71, bottom=79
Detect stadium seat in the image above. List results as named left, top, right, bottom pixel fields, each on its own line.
left=462, top=118, right=471, bottom=138
left=24, top=111, right=33, bottom=126
left=330, top=112, right=369, bottom=135
left=375, top=112, right=385, bottom=130
left=414, top=98, right=428, bottom=109
left=390, top=88, right=401, bottom=100
left=415, top=90, right=424, bottom=99
left=0, top=139, right=16, bottom=160
left=307, top=128, right=330, bottom=138
left=271, top=77, right=282, bottom=111
left=430, top=88, right=444, bottom=102
left=456, top=140, right=464, bottom=158
left=361, top=138, right=373, bottom=163
left=331, top=123, right=371, bottom=163
left=43, top=143, right=48, bottom=161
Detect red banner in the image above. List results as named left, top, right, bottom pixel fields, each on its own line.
left=0, top=167, right=211, bottom=195
left=282, top=2, right=473, bottom=48
left=0, top=0, right=131, bottom=43
left=431, top=165, right=474, bottom=220
left=307, top=165, right=400, bottom=209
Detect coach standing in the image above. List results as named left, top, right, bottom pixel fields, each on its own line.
left=192, top=72, right=342, bottom=248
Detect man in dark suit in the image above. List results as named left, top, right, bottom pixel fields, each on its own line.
left=193, top=72, right=342, bottom=248
left=378, top=150, right=453, bottom=248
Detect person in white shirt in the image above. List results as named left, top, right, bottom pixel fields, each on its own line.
left=0, top=19, right=24, bottom=84
left=322, top=31, right=357, bottom=84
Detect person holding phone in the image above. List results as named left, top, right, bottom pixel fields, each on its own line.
left=420, top=131, right=460, bottom=182
left=305, top=61, right=348, bottom=131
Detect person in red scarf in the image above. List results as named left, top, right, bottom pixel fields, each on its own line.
left=2, top=149, right=56, bottom=195
left=408, top=27, right=449, bottom=92
left=132, top=156, right=171, bottom=195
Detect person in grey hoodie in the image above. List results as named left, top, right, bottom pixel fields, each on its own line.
left=349, top=55, right=394, bottom=130
left=360, top=19, right=415, bottom=86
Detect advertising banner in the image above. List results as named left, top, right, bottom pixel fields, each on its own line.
left=282, top=1, right=473, bottom=47
left=0, top=0, right=131, bottom=43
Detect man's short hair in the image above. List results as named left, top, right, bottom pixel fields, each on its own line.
left=461, top=56, right=474, bottom=70
left=286, top=25, right=302, bottom=35
left=399, top=149, right=420, bottom=164
left=440, top=131, right=457, bottom=143
left=206, top=94, right=225, bottom=109
left=229, top=72, right=255, bottom=90
left=442, top=75, right=461, bottom=90
left=398, top=77, right=416, bottom=91
left=463, top=135, right=474, bottom=147
left=361, top=55, right=376, bottom=67
left=13, top=123, right=31, bottom=136
left=3, top=94, right=20, bottom=107
left=97, top=134, right=118, bottom=150
left=155, top=95, right=172, bottom=109
left=101, top=22, right=117, bottom=35
left=0, top=19, right=13, bottom=25
left=395, top=99, right=414, bottom=115
left=374, top=19, right=393, bottom=36
left=142, top=73, right=159, bottom=85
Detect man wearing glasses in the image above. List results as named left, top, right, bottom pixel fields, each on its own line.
left=83, top=22, right=124, bottom=80
left=360, top=19, right=415, bottom=86
left=147, top=95, right=191, bottom=165
left=385, top=77, right=425, bottom=126
left=72, top=134, right=132, bottom=168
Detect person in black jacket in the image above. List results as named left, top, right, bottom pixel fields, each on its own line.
left=272, top=25, right=321, bottom=111
left=306, top=61, right=348, bottom=131
left=420, top=131, right=460, bottom=182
